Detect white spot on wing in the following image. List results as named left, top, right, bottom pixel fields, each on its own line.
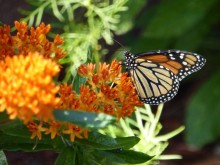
left=182, top=61, right=187, bottom=65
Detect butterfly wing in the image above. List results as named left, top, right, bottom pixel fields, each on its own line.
left=136, top=50, right=206, bottom=81
left=128, top=58, right=179, bottom=104
left=124, top=50, right=206, bottom=105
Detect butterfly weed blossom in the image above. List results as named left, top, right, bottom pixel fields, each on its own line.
left=0, top=21, right=67, bottom=141
left=0, top=21, right=66, bottom=61
left=76, top=60, right=143, bottom=119
left=0, top=53, right=60, bottom=123
left=38, top=60, right=143, bottom=142
left=0, top=22, right=142, bottom=142
left=53, top=60, right=143, bottom=141
left=0, top=21, right=65, bottom=124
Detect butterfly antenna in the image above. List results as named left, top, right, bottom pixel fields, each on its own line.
left=112, top=39, right=128, bottom=66
left=113, top=39, right=127, bottom=50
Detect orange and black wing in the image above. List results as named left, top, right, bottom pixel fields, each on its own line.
left=136, top=50, right=206, bottom=81
left=124, top=50, right=206, bottom=105
left=128, top=58, right=179, bottom=104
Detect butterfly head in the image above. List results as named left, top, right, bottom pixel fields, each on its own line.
left=123, top=50, right=130, bottom=57
left=123, top=51, right=137, bottom=70
left=123, top=50, right=134, bottom=60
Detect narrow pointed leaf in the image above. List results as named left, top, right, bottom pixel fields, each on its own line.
left=55, top=148, right=76, bottom=165
left=77, top=132, right=140, bottom=150
left=114, top=136, right=140, bottom=149
left=94, top=149, right=153, bottom=164
left=186, top=71, right=220, bottom=147
left=0, top=151, right=7, bottom=165
left=76, top=132, right=120, bottom=150
left=0, top=120, right=64, bottom=151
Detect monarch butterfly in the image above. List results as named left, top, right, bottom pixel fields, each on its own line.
left=124, top=50, right=206, bottom=105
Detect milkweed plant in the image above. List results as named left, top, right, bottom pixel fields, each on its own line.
left=0, top=0, right=184, bottom=164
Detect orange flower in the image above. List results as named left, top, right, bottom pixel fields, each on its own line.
left=0, top=25, right=12, bottom=45
left=100, top=84, right=118, bottom=100
left=78, top=63, right=95, bottom=77
left=62, top=123, right=89, bottom=142
left=92, top=74, right=99, bottom=84
left=0, top=52, right=60, bottom=123
left=24, top=59, right=141, bottom=142
left=0, top=25, right=13, bottom=60
left=57, top=83, right=80, bottom=110
left=27, top=121, right=47, bottom=140
left=79, top=85, right=97, bottom=105
left=54, top=34, right=64, bottom=45
left=45, top=121, right=61, bottom=139
left=15, top=21, right=28, bottom=40
left=104, top=104, right=114, bottom=115
left=109, top=60, right=122, bottom=81
left=29, top=23, right=50, bottom=45
left=0, top=21, right=66, bottom=61
left=58, top=59, right=142, bottom=121
left=98, top=62, right=109, bottom=81
left=0, top=22, right=142, bottom=142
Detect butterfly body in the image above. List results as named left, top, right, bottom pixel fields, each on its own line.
left=124, top=50, right=206, bottom=105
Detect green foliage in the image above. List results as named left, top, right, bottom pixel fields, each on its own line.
left=125, top=0, right=220, bottom=52
left=116, top=1, right=147, bottom=35
left=21, top=0, right=128, bottom=81
left=0, top=151, right=7, bottom=165
left=78, top=133, right=140, bottom=150
left=143, top=0, right=218, bottom=38
left=55, top=146, right=152, bottom=165
left=93, top=150, right=152, bottom=165
left=185, top=71, right=220, bottom=147
left=100, top=105, right=184, bottom=164
left=0, top=120, right=152, bottom=164
left=55, top=147, right=76, bottom=165
left=0, top=120, right=64, bottom=151
left=0, top=104, right=178, bottom=164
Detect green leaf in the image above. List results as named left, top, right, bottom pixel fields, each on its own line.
left=185, top=71, right=220, bottom=147
left=77, top=132, right=122, bottom=150
left=0, top=151, right=8, bottom=165
left=114, top=136, right=140, bottom=149
left=143, top=0, right=219, bottom=38
left=0, top=22, right=4, bottom=26
left=93, top=149, right=153, bottom=164
left=55, top=148, right=76, bottom=165
left=54, top=110, right=116, bottom=130
left=0, top=133, right=65, bottom=152
left=0, top=112, right=9, bottom=121
left=72, top=74, right=87, bottom=94
left=0, top=120, right=31, bottom=137
left=174, top=4, right=220, bottom=51
left=77, top=132, right=140, bottom=150
left=0, top=120, right=64, bottom=151
left=116, top=1, right=147, bottom=35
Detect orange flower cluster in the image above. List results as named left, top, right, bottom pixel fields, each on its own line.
left=0, top=21, right=66, bottom=61
left=0, top=22, right=69, bottom=141
left=0, top=53, right=60, bottom=123
left=27, top=119, right=89, bottom=142
left=45, top=60, right=142, bottom=141
left=58, top=60, right=143, bottom=120
left=0, top=21, right=142, bottom=142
